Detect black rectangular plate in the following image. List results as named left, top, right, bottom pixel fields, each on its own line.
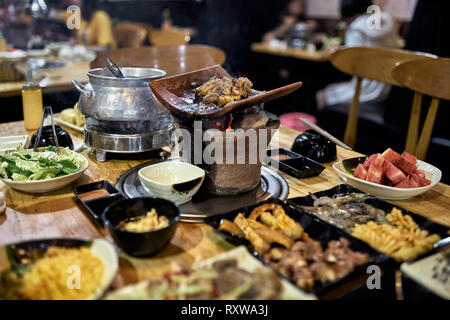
left=287, top=184, right=450, bottom=261
left=72, top=180, right=127, bottom=224
left=266, top=148, right=325, bottom=179
left=204, top=198, right=390, bottom=296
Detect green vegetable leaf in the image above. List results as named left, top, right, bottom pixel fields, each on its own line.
left=44, top=146, right=58, bottom=152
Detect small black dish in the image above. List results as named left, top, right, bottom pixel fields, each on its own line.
left=72, top=180, right=126, bottom=224
left=267, top=148, right=325, bottom=179
left=30, top=125, right=74, bottom=150
left=291, top=129, right=337, bottom=163
left=102, top=197, right=180, bottom=257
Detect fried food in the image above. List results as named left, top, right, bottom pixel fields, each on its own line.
left=219, top=219, right=245, bottom=238
left=352, top=208, right=440, bottom=261
left=248, top=219, right=294, bottom=249
left=117, top=208, right=169, bottom=233
left=193, top=76, right=253, bottom=106
left=233, top=213, right=270, bottom=255
left=60, top=103, right=86, bottom=127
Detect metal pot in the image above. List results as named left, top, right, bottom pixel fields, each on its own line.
left=72, top=67, right=170, bottom=123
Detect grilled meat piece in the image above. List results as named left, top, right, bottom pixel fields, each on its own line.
left=193, top=76, right=253, bottom=106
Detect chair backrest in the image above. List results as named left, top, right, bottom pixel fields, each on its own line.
left=392, top=57, right=450, bottom=101
left=391, top=57, right=450, bottom=160
left=149, top=29, right=190, bottom=47
left=329, top=46, right=437, bottom=85
left=90, top=45, right=226, bottom=77
left=114, top=22, right=148, bottom=48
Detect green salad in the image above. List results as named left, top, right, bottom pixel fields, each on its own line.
left=0, top=146, right=85, bottom=182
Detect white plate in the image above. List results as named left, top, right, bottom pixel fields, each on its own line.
left=105, top=246, right=316, bottom=300
left=0, top=135, right=29, bottom=152
left=333, top=159, right=441, bottom=200
left=401, top=247, right=450, bottom=299
left=0, top=238, right=118, bottom=300
left=0, top=149, right=89, bottom=193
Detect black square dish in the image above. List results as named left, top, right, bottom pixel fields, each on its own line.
left=267, top=148, right=325, bottom=179
left=287, top=184, right=449, bottom=262
left=73, top=180, right=127, bottom=224
left=204, top=198, right=390, bottom=297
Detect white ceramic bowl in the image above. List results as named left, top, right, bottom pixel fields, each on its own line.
left=138, top=161, right=205, bottom=205
left=0, top=150, right=89, bottom=193
left=333, top=159, right=441, bottom=200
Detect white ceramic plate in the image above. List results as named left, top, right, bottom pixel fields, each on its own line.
left=0, top=149, right=89, bottom=193
left=0, top=238, right=118, bottom=300
left=0, top=135, right=29, bottom=152
left=400, top=246, right=450, bottom=299
left=105, top=246, right=316, bottom=300
left=333, top=159, right=441, bottom=200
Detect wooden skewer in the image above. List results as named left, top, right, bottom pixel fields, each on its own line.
left=299, top=118, right=353, bottom=151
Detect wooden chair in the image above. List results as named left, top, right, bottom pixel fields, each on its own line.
left=328, top=47, right=436, bottom=148
left=149, top=29, right=190, bottom=47
left=392, top=57, right=450, bottom=160
left=90, top=45, right=226, bottom=77
left=114, top=22, right=149, bottom=48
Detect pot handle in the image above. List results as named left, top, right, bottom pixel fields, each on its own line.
left=72, top=80, right=93, bottom=98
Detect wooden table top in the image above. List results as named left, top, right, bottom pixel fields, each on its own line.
left=0, top=121, right=448, bottom=291
left=251, top=42, right=332, bottom=62
left=0, top=60, right=89, bottom=98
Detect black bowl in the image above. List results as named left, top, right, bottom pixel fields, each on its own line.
left=30, top=125, right=74, bottom=150
left=102, top=197, right=180, bottom=257
left=291, top=129, right=337, bottom=163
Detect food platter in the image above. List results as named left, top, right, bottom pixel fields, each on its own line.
left=333, top=158, right=441, bottom=200
left=104, top=246, right=316, bottom=300
left=115, top=159, right=289, bottom=221
left=0, top=238, right=118, bottom=300
left=287, top=184, right=449, bottom=262
left=204, top=198, right=389, bottom=297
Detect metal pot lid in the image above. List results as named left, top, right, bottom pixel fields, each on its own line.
left=87, top=67, right=166, bottom=88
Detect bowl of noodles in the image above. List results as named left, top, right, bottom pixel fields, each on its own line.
left=0, top=238, right=118, bottom=300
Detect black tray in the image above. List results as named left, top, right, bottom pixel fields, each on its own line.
left=72, top=180, right=127, bottom=224
left=204, top=198, right=390, bottom=297
left=266, top=148, right=325, bottom=179
left=287, top=184, right=450, bottom=261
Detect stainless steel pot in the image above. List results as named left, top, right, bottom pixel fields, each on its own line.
left=72, top=67, right=170, bottom=124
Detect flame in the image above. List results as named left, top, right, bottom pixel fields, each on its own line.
left=226, top=124, right=232, bottom=131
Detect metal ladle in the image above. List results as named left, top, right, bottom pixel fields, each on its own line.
left=106, top=58, right=125, bottom=78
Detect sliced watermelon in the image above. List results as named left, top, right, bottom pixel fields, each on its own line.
left=411, top=173, right=431, bottom=187
left=363, top=154, right=377, bottom=169
left=366, top=164, right=384, bottom=184
left=402, top=151, right=417, bottom=165
left=382, top=148, right=415, bottom=175
left=395, top=175, right=421, bottom=188
left=415, top=169, right=426, bottom=179
left=383, top=160, right=406, bottom=185
left=353, top=164, right=368, bottom=180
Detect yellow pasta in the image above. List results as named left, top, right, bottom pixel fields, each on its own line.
left=352, top=208, right=440, bottom=262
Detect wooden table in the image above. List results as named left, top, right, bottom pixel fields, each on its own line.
left=0, top=121, right=449, bottom=291
left=0, top=60, right=89, bottom=98
left=251, top=42, right=332, bottom=62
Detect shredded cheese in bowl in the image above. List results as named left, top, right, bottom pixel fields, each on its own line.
left=117, top=209, right=169, bottom=233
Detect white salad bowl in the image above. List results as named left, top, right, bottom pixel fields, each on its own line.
left=333, top=159, right=441, bottom=200
left=0, top=149, right=89, bottom=193
left=138, top=161, right=205, bottom=205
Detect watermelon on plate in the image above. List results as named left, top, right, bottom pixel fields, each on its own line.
left=353, top=164, right=368, bottom=180
left=411, top=173, right=431, bottom=187
left=366, top=164, right=384, bottom=184
left=382, top=148, right=416, bottom=175
left=402, top=151, right=417, bottom=165
left=383, top=160, right=406, bottom=185
left=395, top=175, right=421, bottom=188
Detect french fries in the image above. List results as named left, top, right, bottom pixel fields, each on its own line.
left=352, top=208, right=440, bottom=261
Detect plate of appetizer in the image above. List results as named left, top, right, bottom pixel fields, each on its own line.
left=287, top=184, right=449, bottom=262
left=54, top=103, right=85, bottom=133
left=105, top=245, right=316, bottom=300
left=149, top=65, right=302, bottom=119
left=0, top=238, right=118, bottom=300
left=333, top=148, right=441, bottom=200
left=0, top=146, right=89, bottom=193
left=205, top=199, right=389, bottom=297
